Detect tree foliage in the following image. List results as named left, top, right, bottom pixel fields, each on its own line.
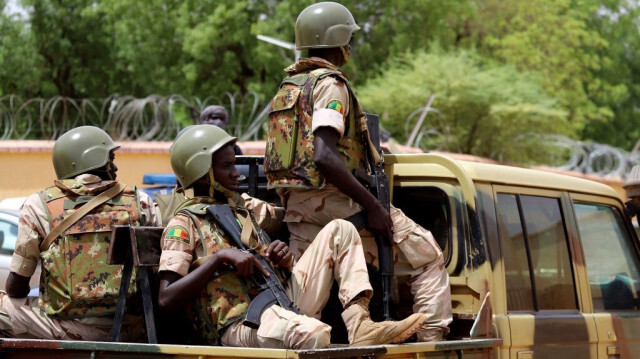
left=1, top=0, right=640, bottom=159
left=580, top=0, right=640, bottom=150
left=0, top=1, right=42, bottom=97
left=357, top=49, right=569, bottom=162
left=468, top=0, right=624, bottom=139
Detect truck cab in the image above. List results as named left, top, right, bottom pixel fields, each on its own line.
left=388, top=153, right=639, bottom=358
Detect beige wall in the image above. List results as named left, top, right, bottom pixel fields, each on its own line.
left=0, top=140, right=626, bottom=202
left=0, top=141, right=173, bottom=200
left=0, top=140, right=267, bottom=201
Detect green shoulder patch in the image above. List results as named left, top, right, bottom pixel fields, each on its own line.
left=165, top=225, right=190, bottom=244
left=327, top=99, right=344, bottom=115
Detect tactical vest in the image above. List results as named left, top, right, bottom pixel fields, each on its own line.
left=177, top=199, right=253, bottom=345
left=265, top=67, right=368, bottom=189
left=38, top=179, right=141, bottom=319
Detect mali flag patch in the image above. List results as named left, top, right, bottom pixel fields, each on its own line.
left=166, top=225, right=190, bottom=244
left=327, top=100, right=344, bottom=115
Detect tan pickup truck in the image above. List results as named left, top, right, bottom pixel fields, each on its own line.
left=2, top=153, right=638, bottom=358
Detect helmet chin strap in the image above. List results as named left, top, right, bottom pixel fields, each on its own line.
left=340, top=46, right=350, bottom=63
left=105, top=162, right=115, bottom=180
left=208, top=167, right=235, bottom=199
left=91, top=164, right=114, bottom=181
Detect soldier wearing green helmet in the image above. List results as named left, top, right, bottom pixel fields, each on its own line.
left=0, top=126, right=161, bottom=341
left=158, top=125, right=426, bottom=348
left=264, top=2, right=452, bottom=342
left=52, top=125, right=121, bottom=180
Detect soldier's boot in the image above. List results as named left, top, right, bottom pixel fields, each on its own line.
left=341, top=298, right=426, bottom=346
left=416, top=326, right=445, bottom=342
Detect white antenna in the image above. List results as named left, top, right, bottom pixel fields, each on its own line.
left=256, top=35, right=300, bottom=61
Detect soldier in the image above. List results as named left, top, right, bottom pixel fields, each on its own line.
left=201, top=105, right=243, bottom=155
left=623, top=164, right=640, bottom=218
left=0, top=126, right=161, bottom=341
left=264, top=1, right=452, bottom=341
left=157, top=125, right=426, bottom=348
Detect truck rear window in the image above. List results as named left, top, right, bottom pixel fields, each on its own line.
left=574, top=202, right=640, bottom=311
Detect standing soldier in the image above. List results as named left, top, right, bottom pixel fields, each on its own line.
left=0, top=126, right=161, bottom=341
left=157, top=125, right=426, bottom=348
left=264, top=1, right=452, bottom=341
left=623, top=164, right=640, bottom=218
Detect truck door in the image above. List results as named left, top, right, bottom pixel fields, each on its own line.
left=569, top=195, right=640, bottom=358
left=494, top=187, right=598, bottom=358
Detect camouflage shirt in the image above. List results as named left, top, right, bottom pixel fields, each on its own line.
left=159, top=196, right=285, bottom=345
left=265, top=57, right=368, bottom=189
left=10, top=174, right=161, bottom=319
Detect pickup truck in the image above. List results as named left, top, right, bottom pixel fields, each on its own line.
left=2, top=153, right=638, bottom=358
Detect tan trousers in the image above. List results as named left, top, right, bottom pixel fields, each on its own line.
left=221, top=219, right=371, bottom=349
left=280, top=187, right=453, bottom=332
left=0, top=292, right=143, bottom=341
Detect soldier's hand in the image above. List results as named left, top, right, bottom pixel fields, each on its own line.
left=218, top=248, right=270, bottom=278
left=365, top=202, right=394, bottom=245
left=265, top=240, right=293, bottom=268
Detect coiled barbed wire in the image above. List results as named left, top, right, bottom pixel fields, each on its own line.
left=0, top=93, right=268, bottom=142
left=403, top=105, right=638, bottom=179
left=4, top=95, right=639, bottom=179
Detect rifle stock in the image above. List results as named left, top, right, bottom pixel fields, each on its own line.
left=206, top=204, right=300, bottom=329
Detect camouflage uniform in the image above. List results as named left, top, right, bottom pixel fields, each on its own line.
left=159, top=195, right=372, bottom=349
left=0, top=174, right=161, bottom=341
left=265, top=58, right=452, bottom=336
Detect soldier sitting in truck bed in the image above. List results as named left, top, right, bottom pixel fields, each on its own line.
left=157, top=125, right=426, bottom=349
left=0, top=126, right=161, bottom=341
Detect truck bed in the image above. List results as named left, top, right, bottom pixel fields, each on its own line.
left=0, top=338, right=501, bottom=358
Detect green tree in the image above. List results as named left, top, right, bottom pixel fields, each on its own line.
left=97, top=0, right=186, bottom=96
left=21, top=0, right=116, bottom=97
left=341, top=0, right=473, bottom=83
left=581, top=0, right=640, bottom=150
left=177, top=0, right=268, bottom=97
left=467, top=0, right=625, bottom=140
left=357, top=49, right=569, bottom=163
left=0, top=0, right=42, bottom=97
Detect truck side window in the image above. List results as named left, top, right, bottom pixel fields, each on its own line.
left=497, top=193, right=578, bottom=312
left=392, top=187, right=450, bottom=264
left=574, top=202, right=640, bottom=311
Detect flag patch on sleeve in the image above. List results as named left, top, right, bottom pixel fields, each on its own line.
left=327, top=100, right=344, bottom=115
left=166, top=225, right=190, bottom=244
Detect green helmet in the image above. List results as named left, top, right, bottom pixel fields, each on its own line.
left=170, top=125, right=237, bottom=189
left=52, top=126, right=120, bottom=180
left=295, top=2, right=360, bottom=50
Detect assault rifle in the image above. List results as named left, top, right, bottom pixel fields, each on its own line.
left=351, top=113, right=394, bottom=320
left=206, top=204, right=300, bottom=329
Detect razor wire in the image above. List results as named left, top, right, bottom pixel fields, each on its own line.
left=403, top=105, right=639, bottom=179
left=498, top=133, right=638, bottom=179
left=4, top=93, right=639, bottom=179
left=0, top=93, right=268, bottom=142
